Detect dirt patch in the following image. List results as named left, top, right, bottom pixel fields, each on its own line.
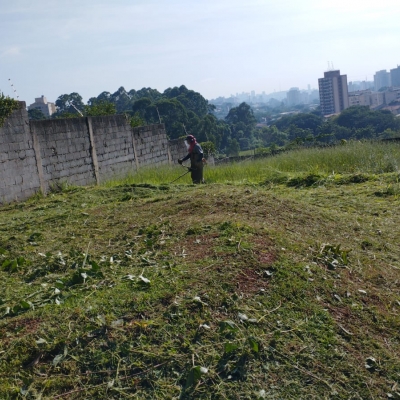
left=234, top=267, right=270, bottom=295
left=0, top=317, right=42, bottom=345
left=9, top=317, right=42, bottom=335
left=326, top=304, right=353, bottom=322
left=232, top=236, right=276, bottom=295
left=171, top=233, right=220, bottom=262
left=251, top=236, right=277, bottom=266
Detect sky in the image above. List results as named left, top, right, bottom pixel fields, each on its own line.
left=1, top=0, right=399, bottom=105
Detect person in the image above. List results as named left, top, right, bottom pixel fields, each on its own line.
left=178, top=135, right=205, bottom=184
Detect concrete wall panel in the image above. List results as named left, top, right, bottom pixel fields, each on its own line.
left=0, top=104, right=186, bottom=205
left=0, top=103, right=41, bottom=204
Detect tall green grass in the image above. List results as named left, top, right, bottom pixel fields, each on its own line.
left=104, top=141, right=400, bottom=186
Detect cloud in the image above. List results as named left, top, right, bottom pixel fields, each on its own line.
left=1, top=46, right=22, bottom=57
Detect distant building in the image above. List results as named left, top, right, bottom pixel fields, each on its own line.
left=369, top=91, right=386, bottom=109
left=382, top=104, right=400, bottom=115
left=348, top=90, right=372, bottom=107
left=318, top=70, right=349, bottom=116
left=390, top=66, right=400, bottom=87
left=348, top=80, right=374, bottom=92
left=374, top=70, right=391, bottom=91
left=348, top=87, right=400, bottom=113
left=384, top=87, right=400, bottom=104
left=309, top=89, right=320, bottom=103
left=28, top=95, right=56, bottom=117
left=348, top=81, right=358, bottom=93
left=286, top=87, right=301, bottom=106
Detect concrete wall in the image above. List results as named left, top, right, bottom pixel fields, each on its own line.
left=0, top=104, right=187, bottom=204
left=91, top=115, right=137, bottom=182
left=0, top=102, right=41, bottom=203
left=168, top=138, right=186, bottom=164
left=31, top=117, right=96, bottom=192
left=134, top=124, right=171, bottom=167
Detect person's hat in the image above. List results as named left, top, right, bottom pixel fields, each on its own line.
left=186, top=135, right=195, bottom=142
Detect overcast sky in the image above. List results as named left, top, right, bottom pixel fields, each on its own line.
left=1, top=0, right=399, bottom=104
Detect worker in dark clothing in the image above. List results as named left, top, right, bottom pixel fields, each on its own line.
left=178, top=135, right=205, bottom=184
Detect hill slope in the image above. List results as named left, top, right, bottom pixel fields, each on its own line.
left=0, top=178, right=399, bottom=398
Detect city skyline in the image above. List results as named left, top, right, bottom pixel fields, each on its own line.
left=1, top=0, right=400, bottom=104
left=7, top=63, right=400, bottom=106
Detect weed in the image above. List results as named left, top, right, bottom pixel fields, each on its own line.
left=311, top=242, right=351, bottom=269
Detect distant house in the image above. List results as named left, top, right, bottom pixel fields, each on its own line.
left=28, top=95, right=56, bottom=117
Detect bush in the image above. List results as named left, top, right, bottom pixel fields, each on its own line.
left=0, top=93, right=20, bottom=127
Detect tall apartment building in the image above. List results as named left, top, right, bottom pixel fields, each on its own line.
left=374, top=70, right=390, bottom=91
left=390, top=66, right=400, bottom=87
left=28, top=95, right=56, bottom=117
left=318, top=70, right=349, bottom=116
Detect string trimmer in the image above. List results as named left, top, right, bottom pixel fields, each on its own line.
left=170, top=164, right=192, bottom=184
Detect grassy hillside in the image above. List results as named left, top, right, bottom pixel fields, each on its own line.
left=0, top=141, right=400, bottom=399
left=113, top=140, right=400, bottom=186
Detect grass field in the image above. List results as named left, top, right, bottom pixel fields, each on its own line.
left=111, top=140, right=400, bottom=186
left=0, top=141, right=400, bottom=399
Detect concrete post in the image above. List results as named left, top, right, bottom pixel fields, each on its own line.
left=86, top=117, right=100, bottom=185
left=30, top=123, right=46, bottom=196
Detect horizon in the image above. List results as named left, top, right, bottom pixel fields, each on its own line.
left=1, top=0, right=399, bottom=105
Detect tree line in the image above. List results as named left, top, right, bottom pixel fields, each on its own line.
left=27, top=85, right=400, bottom=157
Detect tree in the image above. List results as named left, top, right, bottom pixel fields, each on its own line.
left=225, top=102, right=256, bottom=126
left=132, top=98, right=154, bottom=121
left=164, top=85, right=210, bottom=117
left=130, top=93, right=225, bottom=147
left=258, top=126, right=288, bottom=147
left=196, top=114, right=216, bottom=142
left=208, top=103, right=216, bottom=114
left=133, top=87, right=162, bottom=102
left=130, top=112, right=146, bottom=128
left=88, top=88, right=162, bottom=113
left=84, top=100, right=116, bottom=117
left=88, top=91, right=112, bottom=105
left=110, top=87, right=132, bottom=113
left=226, top=138, right=240, bottom=156
left=224, top=102, right=257, bottom=147
left=200, top=141, right=216, bottom=158
left=28, top=108, right=46, bottom=120
left=335, top=106, right=399, bottom=134
left=154, top=98, right=189, bottom=139
left=54, top=93, right=85, bottom=117
left=239, top=137, right=250, bottom=150
left=273, top=113, right=323, bottom=134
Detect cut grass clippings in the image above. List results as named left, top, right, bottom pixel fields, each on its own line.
left=0, top=140, right=399, bottom=399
